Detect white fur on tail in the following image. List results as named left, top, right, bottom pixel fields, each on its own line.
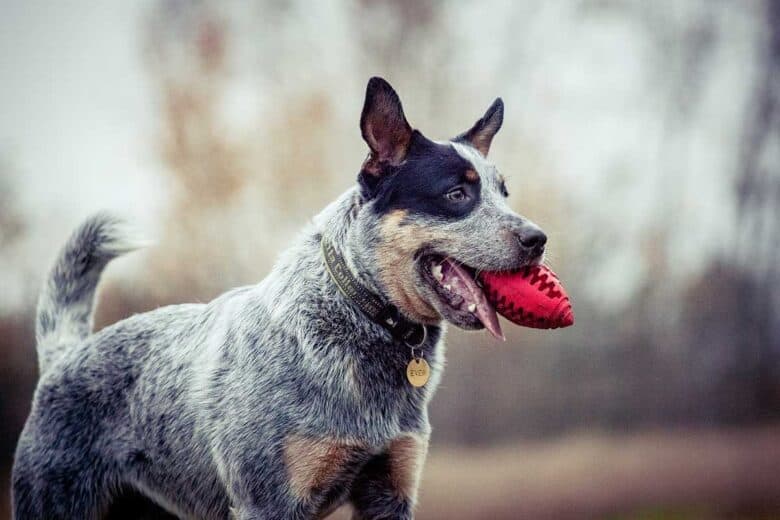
left=35, top=212, right=148, bottom=373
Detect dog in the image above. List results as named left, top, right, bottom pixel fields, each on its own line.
left=12, top=77, right=547, bottom=519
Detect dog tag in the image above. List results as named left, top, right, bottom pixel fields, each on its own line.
left=406, top=358, right=430, bottom=387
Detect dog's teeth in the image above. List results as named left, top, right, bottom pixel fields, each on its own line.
left=444, top=284, right=452, bottom=291
left=468, top=303, right=477, bottom=312
left=432, top=264, right=443, bottom=281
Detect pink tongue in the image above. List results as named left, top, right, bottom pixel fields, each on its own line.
left=442, top=259, right=505, bottom=341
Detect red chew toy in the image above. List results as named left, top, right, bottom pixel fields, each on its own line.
left=479, top=265, right=574, bottom=329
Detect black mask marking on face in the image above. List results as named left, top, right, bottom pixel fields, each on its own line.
left=368, top=132, right=481, bottom=220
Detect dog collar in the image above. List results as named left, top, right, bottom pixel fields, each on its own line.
left=321, top=236, right=427, bottom=347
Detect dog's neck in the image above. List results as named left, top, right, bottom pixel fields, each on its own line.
left=320, top=234, right=427, bottom=346
left=267, top=186, right=443, bottom=346
left=314, top=187, right=387, bottom=296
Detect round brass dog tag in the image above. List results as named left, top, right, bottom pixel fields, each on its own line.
left=406, top=358, right=430, bottom=387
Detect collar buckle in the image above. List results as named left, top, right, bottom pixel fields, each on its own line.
left=379, top=305, right=426, bottom=346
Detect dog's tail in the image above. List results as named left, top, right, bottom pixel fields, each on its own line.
left=35, top=212, right=147, bottom=373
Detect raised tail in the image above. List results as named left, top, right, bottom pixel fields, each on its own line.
left=35, top=212, right=146, bottom=373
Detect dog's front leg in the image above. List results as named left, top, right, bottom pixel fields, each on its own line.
left=219, top=451, right=306, bottom=520
left=350, top=433, right=428, bottom=520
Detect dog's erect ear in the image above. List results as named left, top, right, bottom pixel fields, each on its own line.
left=454, top=98, right=504, bottom=157
left=360, top=77, right=412, bottom=176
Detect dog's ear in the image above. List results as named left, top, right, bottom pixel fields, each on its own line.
left=454, top=98, right=504, bottom=157
left=359, top=77, right=412, bottom=180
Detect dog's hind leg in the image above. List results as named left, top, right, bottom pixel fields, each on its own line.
left=12, top=455, right=114, bottom=519
left=12, top=418, right=117, bottom=519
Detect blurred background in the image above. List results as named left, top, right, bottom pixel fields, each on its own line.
left=1, top=0, right=779, bottom=518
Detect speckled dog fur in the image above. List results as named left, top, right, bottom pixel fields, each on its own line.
left=12, top=78, right=546, bottom=519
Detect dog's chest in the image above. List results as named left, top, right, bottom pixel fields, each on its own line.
left=282, top=432, right=428, bottom=512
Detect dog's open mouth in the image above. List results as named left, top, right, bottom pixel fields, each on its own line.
left=421, top=255, right=505, bottom=341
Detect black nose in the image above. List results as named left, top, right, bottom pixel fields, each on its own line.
left=518, top=228, right=547, bottom=250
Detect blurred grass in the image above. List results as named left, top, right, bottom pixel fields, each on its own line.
left=607, top=511, right=780, bottom=520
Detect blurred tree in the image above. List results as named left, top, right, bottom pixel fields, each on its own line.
left=733, top=0, right=780, bottom=416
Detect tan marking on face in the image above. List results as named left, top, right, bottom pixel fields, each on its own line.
left=375, top=210, right=449, bottom=323
left=465, top=168, right=479, bottom=183
left=388, top=433, right=429, bottom=503
left=284, top=435, right=365, bottom=500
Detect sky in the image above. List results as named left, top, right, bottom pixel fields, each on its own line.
left=0, top=0, right=163, bottom=226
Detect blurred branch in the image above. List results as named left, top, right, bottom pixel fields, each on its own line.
left=0, top=159, right=25, bottom=248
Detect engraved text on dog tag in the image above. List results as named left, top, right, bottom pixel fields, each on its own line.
left=406, top=358, right=430, bottom=387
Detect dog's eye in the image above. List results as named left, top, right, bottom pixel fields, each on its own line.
left=500, top=182, right=509, bottom=198
left=444, top=187, right=468, bottom=202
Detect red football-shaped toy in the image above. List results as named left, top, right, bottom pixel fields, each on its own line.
left=479, top=265, right=574, bottom=330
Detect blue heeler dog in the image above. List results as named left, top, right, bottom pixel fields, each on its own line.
left=12, top=77, right=547, bottom=519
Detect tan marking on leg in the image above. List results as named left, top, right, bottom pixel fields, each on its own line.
left=284, top=435, right=364, bottom=500
left=375, top=210, right=447, bottom=323
left=387, top=433, right=429, bottom=503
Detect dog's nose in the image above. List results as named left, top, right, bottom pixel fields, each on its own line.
left=518, top=228, right=547, bottom=250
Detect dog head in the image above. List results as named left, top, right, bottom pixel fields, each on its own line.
left=350, top=77, right=546, bottom=333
